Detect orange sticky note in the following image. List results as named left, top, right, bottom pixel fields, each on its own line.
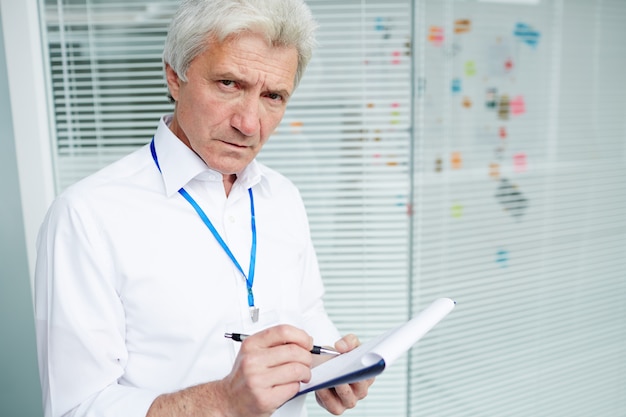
left=290, top=120, right=304, bottom=134
left=454, top=19, right=471, bottom=34
left=490, top=162, right=500, bottom=179
left=451, top=152, right=462, bottom=169
left=428, top=26, right=444, bottom=46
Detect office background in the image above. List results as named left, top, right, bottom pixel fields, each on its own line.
left=1, top=0, right=625, bottom=416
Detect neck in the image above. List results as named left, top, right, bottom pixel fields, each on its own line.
left=223, top=174, right=237, bottom=196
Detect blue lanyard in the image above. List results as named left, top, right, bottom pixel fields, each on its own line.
left=150, top=139, right=258, bottom=320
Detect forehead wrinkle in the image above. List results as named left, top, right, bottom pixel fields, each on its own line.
left=217, top=38, right=297, bottom=93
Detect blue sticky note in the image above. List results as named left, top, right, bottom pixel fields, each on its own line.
left=375, top=17, right=385, bottom=31
left=496, top=249, right=509, bottom=268
left=513, top=22, right=540, bottom=47
left=451, top=78, right=462, bottom=94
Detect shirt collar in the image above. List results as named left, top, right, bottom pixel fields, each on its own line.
left=153, top=115, right=263, bottom=197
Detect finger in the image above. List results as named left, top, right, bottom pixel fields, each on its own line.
left=315, top=388, right=344, bottom=415
left=333, top=383, right=359, bottom=409
left=241, top=338, right=313, bottom=371
left=315, top=376, right=374, bottom=414
left=334, top=333, right=360, bottom=353
left=345, top=378, right=373, bottom=402
left=315, top=384, right=360, bottom=415
left=247, top=324, right=314, bottom=352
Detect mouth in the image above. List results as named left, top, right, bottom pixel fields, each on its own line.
left=219, top=139, right=248, bottom=149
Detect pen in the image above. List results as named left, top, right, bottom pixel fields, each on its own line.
left=224, top=332, right=341, bottom=356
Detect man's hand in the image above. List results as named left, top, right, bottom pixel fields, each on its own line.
left=147, top=325, right=314, bottom=417
left=221, top=325, right=315, bottom=416
left=314, top=334, right=375, bottom=415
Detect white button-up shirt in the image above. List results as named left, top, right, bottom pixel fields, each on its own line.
left=34, top=115, right=340, bottom=417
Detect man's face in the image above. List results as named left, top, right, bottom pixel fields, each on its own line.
left=166, top=32, right=299, bottom=176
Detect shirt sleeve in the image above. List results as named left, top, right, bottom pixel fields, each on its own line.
left=34, top=192, right=159, bottom=417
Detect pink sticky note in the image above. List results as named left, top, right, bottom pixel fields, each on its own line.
left=513, top=152, right=527, bottom=173
left=428, top=26, right=444, bottom=46
left=510, top=95, right=526, bottom=116
left=391, top=50, right=402, bottom=65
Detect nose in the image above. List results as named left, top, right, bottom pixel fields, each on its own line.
left=231, top=95, right=261, bottom=137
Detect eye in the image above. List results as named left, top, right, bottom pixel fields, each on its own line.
left=219, top=80, right=237, bottom=88
left=266, top=92, right=283, bottom=102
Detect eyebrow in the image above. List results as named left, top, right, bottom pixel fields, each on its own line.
left=218, top=71, right=293, bottom=100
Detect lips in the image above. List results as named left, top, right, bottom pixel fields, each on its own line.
left=219, top=138, right=248, bottom=149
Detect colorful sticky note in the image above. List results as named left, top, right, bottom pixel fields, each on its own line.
left=513, top=152, right=527, bottom=173
left=451, top=152, right=462, bottom=169
left=465, top=60, right=477, bottom=76
left=513, top=22, right=541, bottom=47
left=391, top=103, right=401, bottom=124
left=499, top=126, right=507, bottom=139
left=486, top=88, right=498, bottom=109
left=498, top=95, right=510, bottom=120
left=451, top=203, right=463, bottom=218
left=510, top=95, right=526, bottom=116
left=435, top=157, right=443, bottom=172
left=496, top=249, right=509, bottom=268
left=454, top=19, right=471, bottom=34
left=489, top=163, right=500, bottom=179
left=375, top=17, right=386, bottom=31
left=290, top=121, right=304, bottom=133
left=451, top=78, right=462, bottom=94
left=428, top=26, right=445, bottom=46
left=391, top=50, right=402, bottom=65
left=391, top=113, right=401, bottom=124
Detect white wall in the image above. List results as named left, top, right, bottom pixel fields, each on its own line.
left=0, top=0, right=55, bottom=280
left=0, top=3, right=44, bottom=414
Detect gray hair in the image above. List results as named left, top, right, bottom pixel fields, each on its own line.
left=163, top=0, right=318, bottom=90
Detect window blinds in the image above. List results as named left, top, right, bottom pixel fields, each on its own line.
left=41, top=0, right=626, bottom=416
left=265, top=2, right=414, bottom=415
left=45, top=0, right=177, bottom=190
left=409, top=1, right=626, bottom=416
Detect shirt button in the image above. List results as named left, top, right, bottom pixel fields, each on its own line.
left=229, top=216, right=236, bottom=223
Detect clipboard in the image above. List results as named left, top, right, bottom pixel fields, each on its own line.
left=295, top=297, right=456, bottom=396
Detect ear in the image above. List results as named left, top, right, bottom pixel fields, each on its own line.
left=165, top=64, right=182, bottom=102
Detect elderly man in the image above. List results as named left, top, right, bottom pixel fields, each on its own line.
left=34, top=1, right=373, bottom=416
